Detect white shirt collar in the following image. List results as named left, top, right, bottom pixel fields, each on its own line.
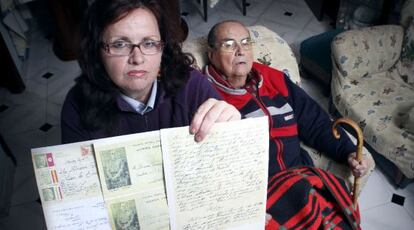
left=120, top=81, right=157, bottom=115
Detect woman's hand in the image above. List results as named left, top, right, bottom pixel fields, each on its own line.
left=347, top=152, right=370, bottom=177
left=265, top=213, right=272, bottom=225
left=190, top=98, right=241, bottom=142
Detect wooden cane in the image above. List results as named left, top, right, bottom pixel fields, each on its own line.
left=332, top=117, right=363, bottom=207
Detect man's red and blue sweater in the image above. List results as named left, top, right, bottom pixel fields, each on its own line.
left=206, top=62, right=355, bottom=178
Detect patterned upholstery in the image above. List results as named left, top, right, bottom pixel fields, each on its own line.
left=331, top=24, right=414, bottom=180
left=183, top=25, right=375, bottom=194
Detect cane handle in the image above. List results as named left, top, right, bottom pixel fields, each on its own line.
left=332, top=117, right=363, bottom=206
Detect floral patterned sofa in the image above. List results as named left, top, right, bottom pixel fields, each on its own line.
left=331, top=20, right=414, bottom=187
left=183, top=25, right=375, bottom=195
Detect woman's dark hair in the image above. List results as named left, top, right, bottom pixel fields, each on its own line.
left=76, top=0, right=194, bottom=133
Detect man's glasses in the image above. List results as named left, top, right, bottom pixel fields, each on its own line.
left=101, top=39, right=163, bottom=56
left=217, top=38, right=254, bottom=52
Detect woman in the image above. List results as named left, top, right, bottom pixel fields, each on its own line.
left=61, top=0, right=240, bottom=143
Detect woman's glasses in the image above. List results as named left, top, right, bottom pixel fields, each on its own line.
left=102, top=39, right=163, bottom=56
left=217, top=37, right=254, bottom=52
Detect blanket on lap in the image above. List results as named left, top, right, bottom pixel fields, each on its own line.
left=266, top=167, right=360, bottom=230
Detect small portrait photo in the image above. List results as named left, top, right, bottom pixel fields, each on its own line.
left=101, top=147, right=131, bottom=190
left=34, top=154, right=48, bottom=169
left=111, top=200, right=140, bottom=230
left=42, top=187, right=56, bottom=202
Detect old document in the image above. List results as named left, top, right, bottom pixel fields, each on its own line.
left=161, top=117, right=269, bottom=230
left=93, top=131, right=169, bottom=230
left=32, top=142, right=110, bottom=230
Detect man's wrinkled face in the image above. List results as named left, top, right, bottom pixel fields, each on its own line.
left=208, top=22, right=254, bottom=81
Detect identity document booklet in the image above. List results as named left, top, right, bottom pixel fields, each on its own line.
left=31, top=117, right=269, bottom=230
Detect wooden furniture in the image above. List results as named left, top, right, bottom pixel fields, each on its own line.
left=305, top=0, right=340, bottom=23
left=161, top=0, right=188, bottom=41
left=0, top=27, right=25, bottom=93
left=47, top=0, right=87, bottom=61
left=197, top=0, right=249, bottom=22
left=0, top=133, right=16, bottom=218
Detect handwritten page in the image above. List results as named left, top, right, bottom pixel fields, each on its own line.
left=93, top=131, right=169, bottom=230
left=161, top=117, right=269, bottom=230
left=32, top=142, right=110, bottom=230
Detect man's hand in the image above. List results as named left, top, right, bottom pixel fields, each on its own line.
left=190, top=98, right=241, bottom=142
left=347, top=152, right=370, bottom=177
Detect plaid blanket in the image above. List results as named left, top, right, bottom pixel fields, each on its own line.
left=266, top=167, right=361, bottom=230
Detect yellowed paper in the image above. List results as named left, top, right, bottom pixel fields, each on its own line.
left=93, top=131, right=169, bottom=230
left=32, top=117, right=269, bottom=230
left=161, top=117, right=269, bottom=230
left=32, top=142, right=110, bottom=230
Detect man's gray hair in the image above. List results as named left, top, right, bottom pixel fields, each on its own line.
left=207, top=20, right=248, bottom=48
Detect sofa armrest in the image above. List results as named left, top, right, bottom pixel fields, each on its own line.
left=331, top=25, right=404, bottom=79
left=182, top=36, right=209, bottom=71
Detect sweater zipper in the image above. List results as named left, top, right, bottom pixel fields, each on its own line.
left=250, top=90, right=286, bottom=171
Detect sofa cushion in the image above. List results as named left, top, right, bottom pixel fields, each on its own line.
left=331, top=25, right=404, bottom=78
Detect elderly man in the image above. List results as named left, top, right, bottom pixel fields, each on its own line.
left=205, top=20, right=369, bottom=228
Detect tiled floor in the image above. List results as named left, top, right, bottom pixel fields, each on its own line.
left=1, top=0, right=413, bottom=229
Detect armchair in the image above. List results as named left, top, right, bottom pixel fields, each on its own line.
left=331, top=23, right=414, bottom=187
left=183, top=25, right=375, bottom=195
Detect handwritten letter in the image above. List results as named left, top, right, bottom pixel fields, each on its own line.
left=161, top=117, right=269, bottom=230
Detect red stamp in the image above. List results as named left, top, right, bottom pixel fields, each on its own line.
left=46, top=153, right=54, bottom=167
